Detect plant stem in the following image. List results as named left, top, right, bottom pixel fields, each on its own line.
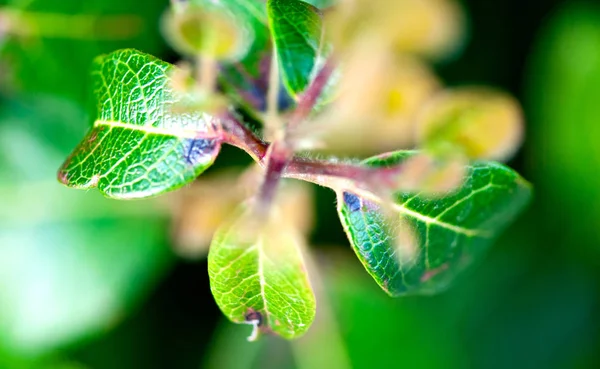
left=265, top=51, right=281, bottom=140
left=286, top=58, right=335, bottom=136
left=254, top=59, right=337, bottom=210
left=218, top=59, right=401, bottom=209
left=256, top=142, right=293, bottom=210
left=284, top=158, right=401, bottom=192
left=197, top=54, right=218, bottom=93
left=220, top=113, right=268, bottom=162
left=218, top=113, right=403, bottom=194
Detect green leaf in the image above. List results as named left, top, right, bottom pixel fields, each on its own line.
left=208, top=207, right=316, bottom=340
left=204, top=0, right=271, bottom=110
left=267, top=0, right=322, bottom=97
left=196, top=0, right=270, bottom=70
left=337, top=151, right=531, bottom=296
left=0, top=95, right=173, bottom=359
left=302, top=0, right=335, bottom=9
left=57, top=49, right=221, bottom=199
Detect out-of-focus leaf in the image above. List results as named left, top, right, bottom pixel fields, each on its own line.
left=208, top=206, right=316, bottom=340
left=162, top=1, right=254, bottom=61
left=197, top=0, right=270, bottom=75
left=337, top=150, right=531, bottom=296
left=210, top=0, right=273, bottom=111
left=171, top=172, right=314, bottom=260
left=526, top=3, right=600, bottom=258
left=325, top=0, right=465, bottom=61
left=267, top=0, right=322, bottom=97
left=315, top=53, right=439, bottom=155
left=0, top=95, right=173, bottom=359
left=415, top=87, right=523, bottom=162
left=57, top=49, right=221, bottom=199
left=0, top=0, right=167, bottom=103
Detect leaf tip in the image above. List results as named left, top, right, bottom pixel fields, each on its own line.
left=56, top=168, right=70, bottom=186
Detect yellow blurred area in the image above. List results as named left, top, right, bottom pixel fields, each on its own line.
left=161, top=3, right=253, bottom=61
left=415, top=88, right=523, bottom=161
left=314, top=44, right=440, bottom=154
left=325, top=0, right=465, bottom=59
left=169, top=168, right=314, bottom=259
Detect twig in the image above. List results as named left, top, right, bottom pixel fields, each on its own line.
left=286, top=58, right=336, bottom=135
left=255, top=59, right=336, bottom=208
left=218, top=114, right=403, bottom=194
left=217, top=58, right=404, bottom=212
left=219, top=113, right=269, bottom=162
left=284, top=157, right=402, bottom=193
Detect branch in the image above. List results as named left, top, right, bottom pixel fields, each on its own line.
left=216, top=59, right=403, bottom=211
left=284, top=157, right=402, bottom=193
left=217, top=112, right=403, bottom=196
left=286, top=58, right=336, bottom=135
left=255, top=59, right=337, bottom=208
left=220, top=112, right=268, bottom=162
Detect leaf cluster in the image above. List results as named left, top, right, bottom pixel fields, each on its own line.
left=56, top=0, right=531, bottom=340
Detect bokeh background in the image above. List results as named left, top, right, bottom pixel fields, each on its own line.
left=1, top=0, right=600, bottom=368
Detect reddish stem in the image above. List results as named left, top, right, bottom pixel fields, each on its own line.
left=284, top=158, right=402, bottom=192
left=220, top=113, right=268, bottom=162
left=286, top=58, right=336, bottom=134
left=217, top=59, right=404, bottom=207
left=255, top=59, right=337, bottom=209
left=257, top=142, right=293, bottom=208
left=218, top=114, right=403, bottom=193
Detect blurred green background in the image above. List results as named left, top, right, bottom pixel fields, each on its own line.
left=1, top=0, right=600, bottom=368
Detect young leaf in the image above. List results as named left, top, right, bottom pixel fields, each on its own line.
left=267, top=0, right=323, bottom=97
left=415, top=88, right=523, bottom=161
left=208, top=0, right=270, bottom=74
left=337, top=151, right=531, bottom=296
left=211, top=0, right=272, bottom=111
left=57, top=49, right=221, bottom=199
left=163, top=1, right=254, bottom=61
left=208, top=206, right=316, bottom=340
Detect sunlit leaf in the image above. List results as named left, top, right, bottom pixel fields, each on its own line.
left=208, top=205, right=316, bottom=340
left=267, top=0, right=322, bottom=97
left=337, top=151, right=531, bottom=296
left=57, top=49, right=221, bottom=199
